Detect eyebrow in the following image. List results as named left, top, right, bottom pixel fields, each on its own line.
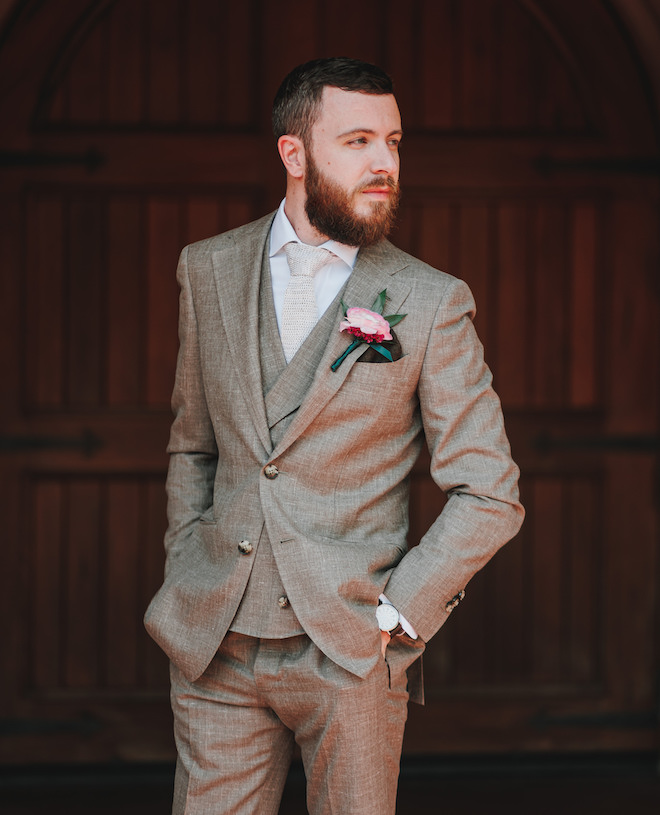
left=337, top=128, right=404, bottom=139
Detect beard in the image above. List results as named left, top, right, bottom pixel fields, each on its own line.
left=304, top=154, right=400, bottom=247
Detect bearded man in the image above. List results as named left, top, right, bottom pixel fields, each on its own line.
left=145, top=57, right=524, bottom=815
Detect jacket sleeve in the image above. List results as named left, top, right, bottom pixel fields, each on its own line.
left=383, top=276, right=524, bottom=643
left=162, top=246, right=218, bottom=574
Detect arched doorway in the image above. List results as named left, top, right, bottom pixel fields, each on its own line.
left=0, top=0, right=658, bottom=762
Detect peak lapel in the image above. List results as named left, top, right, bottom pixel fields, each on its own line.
left=271, top=241, right=412, bottom=459
left=211, top=215, right=275, bottom=456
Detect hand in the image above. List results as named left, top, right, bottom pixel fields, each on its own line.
left=380, top=630, right=391, bottom=657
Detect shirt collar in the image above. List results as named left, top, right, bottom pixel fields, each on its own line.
left=269, top=199, right=359, bottom=270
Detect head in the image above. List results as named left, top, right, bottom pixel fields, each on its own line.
left=273, top=58, right=402, bottom=246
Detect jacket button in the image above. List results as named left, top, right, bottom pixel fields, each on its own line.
left=238, top=540, right=253, bottom=555
left=278, top=595, right=289, bottom=609
left=264, top=464, right=279, bottom=479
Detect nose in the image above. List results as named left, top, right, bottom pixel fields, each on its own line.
left=370, top=140, right=399, bottom=176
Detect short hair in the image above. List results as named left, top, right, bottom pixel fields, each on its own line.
left=272, top=57, right=394, bottom=144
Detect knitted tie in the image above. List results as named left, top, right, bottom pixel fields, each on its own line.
left=281, top=242, right=335, bottom=362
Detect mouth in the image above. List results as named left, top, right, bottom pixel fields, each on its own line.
left=361, top=187, right=392, bottom=198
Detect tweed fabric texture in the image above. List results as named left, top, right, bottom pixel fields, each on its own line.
left=171, top=632, right=409, bottom=815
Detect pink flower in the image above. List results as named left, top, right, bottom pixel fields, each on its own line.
left=339, top=307, right=392, bottom=342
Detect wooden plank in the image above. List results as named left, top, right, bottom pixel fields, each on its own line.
left=420, top=0, right=454, bottom=129
left=566, top=477, right=600, bottom=685
left=458, top=0, right=498, bottom=129
left=569, top=202, right=598, bottom=407
left=146, top=197, right=182, bottom=406
left=495, top=202, right=529, bottom=407
left=30, top=479, right=63, bottom=690
left=146, top=0, right=182, bottom=124
left=322, top=0, right=381, bottom=66
left=221, top=0, right=260, bottom=128
left=530, top=478, right=564, bottom=684
left=457, top=201, right=490, bottom=338
left=141, top=479, right=169, bottom=689
left=184, top=0, right=222, bottom=124
left=107, top=195, right=144, bottom=406
left=107, top=0, right=144, bottom=122
left=105, top=480, right=140, bottom=687
left=25, top=196, right=65, bottom=408
left=65, top=13, right=105, bottom=123
left=67, top=197, right=103, bottom=407
left=531, top=202, right=567, bottom=408
left=64, top=480, right=101, bottom=688
left=186, top=196, right=222, bottom=245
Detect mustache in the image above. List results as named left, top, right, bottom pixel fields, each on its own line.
left=357, top=176, right=399, bottom=192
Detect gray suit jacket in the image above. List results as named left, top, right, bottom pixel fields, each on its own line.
left=144, top=211, right=524, bottom=690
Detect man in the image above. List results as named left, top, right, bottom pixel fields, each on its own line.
left=145, top=57, right=524, bottom=815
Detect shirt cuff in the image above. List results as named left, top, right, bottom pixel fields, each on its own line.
left=379, top=593, right=418, bottom=639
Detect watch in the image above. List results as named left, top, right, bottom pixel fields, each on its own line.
left=376, top=601, right=404, bottom=637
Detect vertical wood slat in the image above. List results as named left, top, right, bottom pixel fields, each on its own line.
left=458, top=0, right=499, bottom=129
left=107, top=0, right=144, bottom=122
left=31, top=480, right=64, bottom=689
left=184, top=0, right=222, bottom=125
left=65, top=481, right=102, bottom=688
left=495, top=202, right=529, bottom=407
left=532, top=203, right=567, bottom=408
left=456, top=203, right=490, bottom=337
left=419, top=0, right=454, bottom=129
left=142, top=479, right=169, bottom=688
left=65, top=13, right=105, bottom=123
left=321, top=0, right=382, bottom=67
left=569, top=203, right=598, bottom=407
left=221, top=0, right=259, bottom=128
left=530, top=479, right=564, bottom=684
left=146, top=0, right=182, bottom=124
left=106, top=481, right=141, bottom=687
left=28, top=475, right=170, bottom=693
left=26, top=197, right=65, bottom=408
left=567, top=478, right=600, bottom=684
left=67, top=198, right=104, bottom=408
left=107, top=196, right=144, bottom=406
left=146, top=198, right=182, bottom=406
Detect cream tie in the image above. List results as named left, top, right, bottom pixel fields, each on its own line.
left=281, top=242, right=335, bottom=362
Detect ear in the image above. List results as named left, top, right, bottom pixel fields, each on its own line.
left=277, top=134, right=306, bottom=179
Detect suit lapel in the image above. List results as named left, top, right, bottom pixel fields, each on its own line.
left=271, top=240, right=412, bottom=458
left=211, top=214, right=275, bottom=456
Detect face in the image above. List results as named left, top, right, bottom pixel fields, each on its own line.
left=303, top=87, right=402, bottom=246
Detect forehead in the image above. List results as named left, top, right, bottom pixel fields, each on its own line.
left=314, top=86, right=401, bottom=135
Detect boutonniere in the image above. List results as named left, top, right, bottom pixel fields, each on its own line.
left=331, top=289, right=406, bottom=371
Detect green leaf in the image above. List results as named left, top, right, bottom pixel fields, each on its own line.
left=371, top=289, right=387, bottom=314
left=384, top=312, right=406, bottom=327
left=340, top=299, right=349, bottom=317
left=372, top=343, right=393, bottom=362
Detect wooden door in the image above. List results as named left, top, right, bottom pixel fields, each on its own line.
left=0, top=0, right=658, bottom=763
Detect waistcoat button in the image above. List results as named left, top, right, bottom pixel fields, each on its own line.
left=264, top=464, right=279, bottom=479
left=278, top=595, right=289, bottom=609
left=237, top=540, right=253, bottom=555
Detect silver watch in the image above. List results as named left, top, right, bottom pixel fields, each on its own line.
left=376, top=601, right=404, bottom=637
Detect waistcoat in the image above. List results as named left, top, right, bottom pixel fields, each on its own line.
left=229, top=246, right=343, bottom=637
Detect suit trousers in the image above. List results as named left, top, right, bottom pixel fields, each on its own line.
left=170, top=631, right=411, bottom=815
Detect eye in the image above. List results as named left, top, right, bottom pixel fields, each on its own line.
left=348, top=137, right=368, bottom=146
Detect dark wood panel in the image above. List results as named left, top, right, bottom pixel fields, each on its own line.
left=27, top=474, right=169, bottom=695
left=39, top=0, right=593, bottom=134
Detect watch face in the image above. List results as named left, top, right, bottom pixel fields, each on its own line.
left=376, top=603, right=399, bottom=632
